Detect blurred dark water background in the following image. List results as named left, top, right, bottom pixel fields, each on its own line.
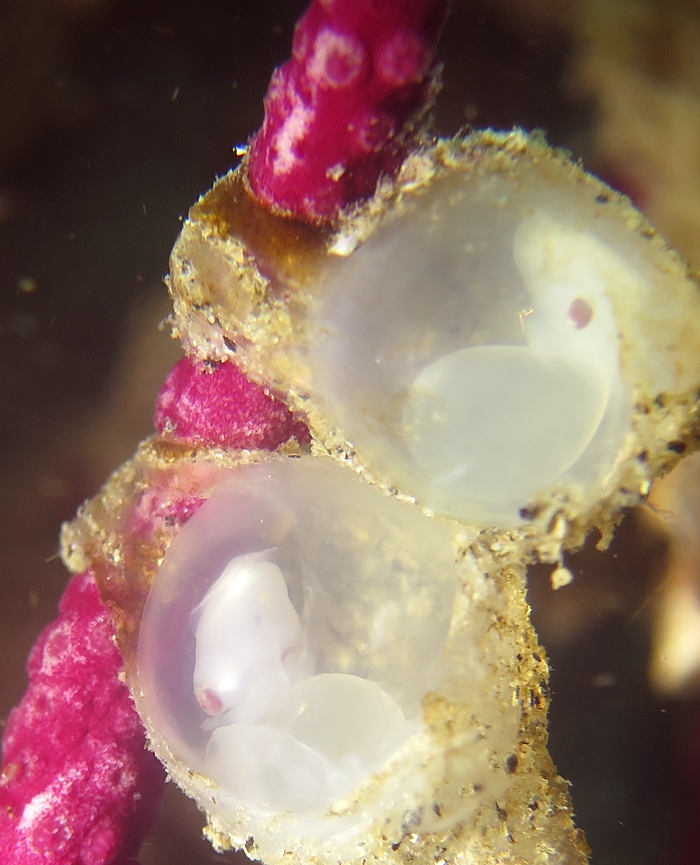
left=0, top=1, right=696, bottom=863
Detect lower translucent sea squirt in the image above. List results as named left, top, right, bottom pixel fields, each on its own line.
left=137, top=457, right=471, bottom=819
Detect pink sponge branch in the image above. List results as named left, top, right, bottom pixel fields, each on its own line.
left=154, top=357, right=310, bottom=450
left=247, top=0, right=449, bottom=223
left=0, top=571, right=165, bottom=865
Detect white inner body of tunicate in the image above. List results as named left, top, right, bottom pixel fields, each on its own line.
left=192, top=551, right=315, bottom=725
left=194, top=549, right=417, bottom=813
left=404, top=345, right=609, bottom=504
left=403, top=215, right=624, bottom=505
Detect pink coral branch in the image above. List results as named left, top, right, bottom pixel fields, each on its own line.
left=247, top=0, right=449, bottom=223
left=154, top=357, right=310, bottom=449
left=0, top=571, right=165, bottom=864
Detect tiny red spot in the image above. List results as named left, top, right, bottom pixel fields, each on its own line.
left=197, top=688, right=223, bottom=715
left=568, top=297, right=593, bottom=329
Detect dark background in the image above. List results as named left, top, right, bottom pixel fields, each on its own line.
left=0, top=1, right=693, bottom=863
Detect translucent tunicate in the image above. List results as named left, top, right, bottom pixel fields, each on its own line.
left=311, top=180, right=640, bottom=526
left=137, top=457, right=459, bottom=814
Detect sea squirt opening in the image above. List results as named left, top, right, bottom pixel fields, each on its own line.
left=311, top=170, right=643, bottom=526
left=137, top=456, right=458, bottom=814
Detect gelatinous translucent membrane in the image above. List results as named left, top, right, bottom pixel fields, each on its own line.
left=404, top=345, right=608, bottom=504
left=311, top=181, right=637, bottom=526
left=138, top=457, right=458, bottom=814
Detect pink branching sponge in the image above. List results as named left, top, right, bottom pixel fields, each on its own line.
left=0, top=570, right=164, bottom=865
left=247, top=0, right=449, bottom=223
left=154, top=357, right=310, bottom=450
